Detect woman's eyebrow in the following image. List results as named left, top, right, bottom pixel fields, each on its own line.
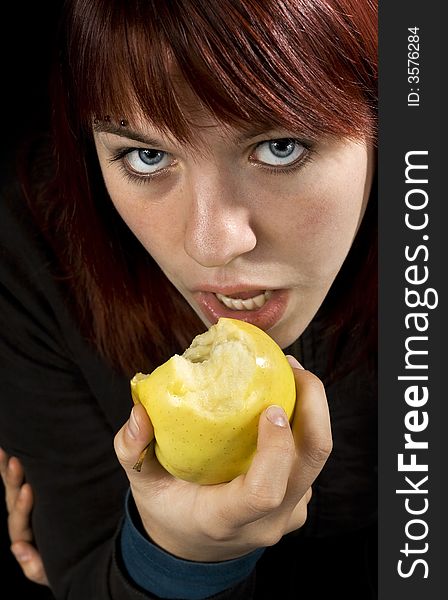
left=93, top=122, right=280, bottom=147
left=93, top=122, right=161, bottom=146
left=235, top=128, right=274, bottom=143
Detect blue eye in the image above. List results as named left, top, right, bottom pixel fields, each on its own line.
left=124, top=148, right=172, bottom=174
left=253, top=139, right=305, bottom=166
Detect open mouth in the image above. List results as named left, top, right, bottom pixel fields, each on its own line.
left=195, top=288, right=289, bottom=331
left=215, top=290, right=273, bottom=311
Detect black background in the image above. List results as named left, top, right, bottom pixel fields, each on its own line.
left=1, top=3, right=61, bottom=598
left=1, top=3, right=61, bottom=164
left=1, top=2, right=446, bottom=598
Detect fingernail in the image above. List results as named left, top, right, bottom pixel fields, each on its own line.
left=127, top=407, right=139, bottom=440
left=286, top=355, right=304, bottom=369
left=266, top=405, right=288, bottom=427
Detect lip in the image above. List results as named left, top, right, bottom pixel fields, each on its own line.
left=193, top=288, right=290, bottom=331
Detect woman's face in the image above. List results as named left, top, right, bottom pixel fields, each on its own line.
left=94, top=111, right=374, bottom=349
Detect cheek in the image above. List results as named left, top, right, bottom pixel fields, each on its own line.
left=302, top=180, right=366, bottom=240
left=276, top=165, right=369, bottom=281
left=99, top=163, right=182, bottom=254
left=123, top=205, right=182, bottom=264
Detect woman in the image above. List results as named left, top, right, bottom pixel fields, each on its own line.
left=0, top=0, right=377, bottom=598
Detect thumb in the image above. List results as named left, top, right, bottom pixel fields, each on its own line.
left=250, top=404, right=296, bottom=487
left=236, top=405, right=295, bottom=520
left=114, top=403, right=154, bottom=474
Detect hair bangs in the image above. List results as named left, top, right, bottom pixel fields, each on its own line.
left=66, top=0, right=376, bottom=144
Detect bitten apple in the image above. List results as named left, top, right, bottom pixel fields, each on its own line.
left=130, top=317, right=296, bottom=485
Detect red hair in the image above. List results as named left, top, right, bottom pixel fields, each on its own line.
left=24, top=0, right=377, bottom=377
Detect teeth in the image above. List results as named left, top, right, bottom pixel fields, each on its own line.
left=215, top=290, right=272, bottom=311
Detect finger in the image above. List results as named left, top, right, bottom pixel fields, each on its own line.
left=8, top=483, right=34, bottom=544
left=10, top=542, right=49, bottom=586
left=0, top=446, right=9, bottom=478
left=288, top=367, right=333, bottom=500
left=114, top=403, right=158, bottom=477
left=285, top=355, right=304, bottom=370
left=4, top=456, right=25, bottom=514
left=284, top=494, right=310, bottom=534
left=229, top=405, right=296, bottom=525
left=305, top=486, right=313, bottom=503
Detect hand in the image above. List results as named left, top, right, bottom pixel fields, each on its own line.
left=114, top=359, right=332, bottom=562
left=0, top=448, right=49, bottom=586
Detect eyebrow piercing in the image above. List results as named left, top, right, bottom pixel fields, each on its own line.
left=93, top=116, right=129, bottom=128
left=94, top=116, right=127, bottom=125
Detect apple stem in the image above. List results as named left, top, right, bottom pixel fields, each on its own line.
left=132, top=440, right=155, bottom=472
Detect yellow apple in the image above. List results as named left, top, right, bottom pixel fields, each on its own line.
left=130, top=317, right=296, bottom=485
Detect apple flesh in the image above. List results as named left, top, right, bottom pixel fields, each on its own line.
left=130, top=317, right=296, bottom=485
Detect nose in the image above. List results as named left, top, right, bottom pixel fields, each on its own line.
left=183, top=174, right=257, bottom=268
